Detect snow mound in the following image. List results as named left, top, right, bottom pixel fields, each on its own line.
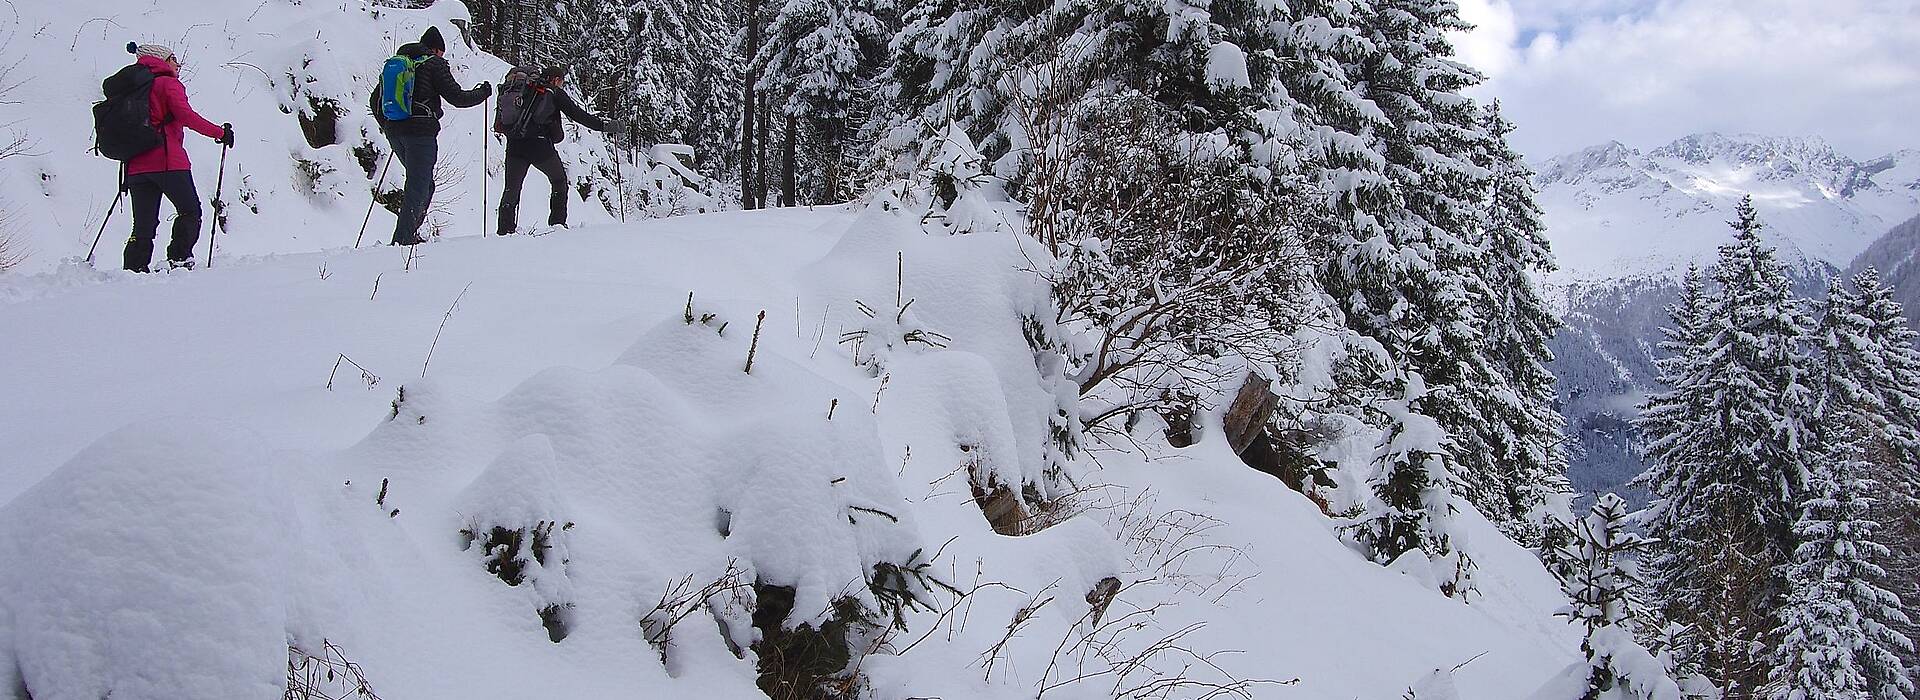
left=1, top=192, right=1578, bottom=697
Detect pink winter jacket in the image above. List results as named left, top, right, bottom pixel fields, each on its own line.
left=126, top=55, right=224, bottom=176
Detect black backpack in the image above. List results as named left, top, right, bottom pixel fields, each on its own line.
left=93, top=64, right=164, bottom=161
left=494, top=82, right=555, bottom=141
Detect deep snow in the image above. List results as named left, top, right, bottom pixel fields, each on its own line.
left=0, top=0, right=1583, bottom=696
left=3, top=203, right=1579, bottom=698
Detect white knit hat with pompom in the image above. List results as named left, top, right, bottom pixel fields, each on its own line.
left=133, top=44, right=176, bottom=63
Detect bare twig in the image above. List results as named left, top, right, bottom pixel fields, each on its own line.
left=326, top=353, right=380, bottom=390
left=421, top=283, right=472, bottom=378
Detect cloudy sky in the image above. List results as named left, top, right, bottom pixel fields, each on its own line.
left=1450, top=0, right=1920, bottom=161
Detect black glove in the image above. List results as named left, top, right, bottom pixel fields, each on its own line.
left=477, top=81, right=493, bottom=98
left=219, top=123, right=235, bottom=147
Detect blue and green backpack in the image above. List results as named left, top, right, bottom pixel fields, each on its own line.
left=378, top=55, right=427, bottom=120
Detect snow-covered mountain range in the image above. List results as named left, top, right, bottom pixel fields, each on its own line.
left=1537, top=133, right=1920, bottom=285
left=1536, top=133, right=1920, bottom=500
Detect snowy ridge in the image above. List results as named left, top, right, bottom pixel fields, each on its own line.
left=0, top=202, right=1578, bottom=697
left=1535, top=132, right=1920, bottom=286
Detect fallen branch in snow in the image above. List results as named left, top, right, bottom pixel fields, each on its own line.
left=640, top=559, right=752, bottom=664
left=847, top=504, right=900, bottom=524
left=1034, top=583, right=1295, bottom=699
left=325, top=353, right=379, bottom=391
left=745, top=310, right=766, bottom=374
left=979, top=580, right=1058, bottom=681
left=420, top=283, right=472, bottom=378
left=896, top=572, right=1021, bottom=656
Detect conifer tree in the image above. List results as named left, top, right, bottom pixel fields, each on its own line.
left=1816, top=269, right=1920, bottom=465
left=1635, top=197, right=1817, bottom=695
left=1471, top=99, right=1569, bottom=538
left=1766, top=433, right=1915, bottom=700
left=1550, top=492, right=1684, bottom=700
left=752, top=0, right=888, bottom=202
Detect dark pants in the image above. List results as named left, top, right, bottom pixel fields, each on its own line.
left=124, top=170, right=201, bottom=272
left=498, top=154, right=568, bottom=235
left=386, top=131, right=439, bottom=244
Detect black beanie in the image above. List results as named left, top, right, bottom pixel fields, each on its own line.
left=420, top=26, right=446, bottom=53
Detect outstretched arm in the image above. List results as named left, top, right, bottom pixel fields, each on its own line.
left=429, top=59, right=490, bottom=108
left=161, top=78, right=224, bottom=140
left=554, top=91, right=608, bottom=133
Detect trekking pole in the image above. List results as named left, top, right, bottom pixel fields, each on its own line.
left=355, top=153, right=395, bottom=248
left=205, top=130, right=231, bottom=269
left=85, top=163, right=128, bottom=266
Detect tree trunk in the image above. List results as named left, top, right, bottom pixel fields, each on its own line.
left=781, top=113, right=796, bottom=207
left=739, top=0, right=762, bottom=209
left=823, top=120, right=841, bottom=203
left=755, top=92, right=769, bottom=209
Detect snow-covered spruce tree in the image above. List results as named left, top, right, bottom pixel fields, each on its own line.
left=1807, top=270, right=1920, bottom=699
left=1635, top=197, right=1818, bottom=696
left=1266, top=0, right=1500, bottom=589
left=1470, top=99, right=1570, bottom=541
left=1765, top=431, right=1915, bottom=700
left=1818, top=270, right=1920, bottom=628
left=1813, top=269, right=1920, bottom=466
left=1634, top=264, right=1711, bottom=474
left=1348, top=368, right=1477, bottom=596
left=1274, top=0, right=1463, bottom=576
left=752, top=0, right=888, bottom=204
left=514, top=0, right=740, bottom=182
left=876, top=0, right=1323, bottom=416
left=1353, top=0, right=1520, bottom=539
left=1541, top=492, right=1684, bottom=700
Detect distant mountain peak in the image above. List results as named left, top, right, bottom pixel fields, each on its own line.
left=1536, top=141, right=1649, bottom=187
left=1534, top=132, right=1920, bottom=285
left=1649, top=132, right=1841, bottom=167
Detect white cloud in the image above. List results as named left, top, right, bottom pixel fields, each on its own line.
left=1452, top=0, right=1520, bottom=77
left=1451, top=0, right=1920, bottom=160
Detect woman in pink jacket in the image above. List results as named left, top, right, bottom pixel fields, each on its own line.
left=121, top=44, right=232, bottom=272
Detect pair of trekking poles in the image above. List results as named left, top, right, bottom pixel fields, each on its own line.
left=85, top=108, right=628, bottom=264
left=85, top=132, right=232, bottom=270
left=348, top=103, right=631, bottom=247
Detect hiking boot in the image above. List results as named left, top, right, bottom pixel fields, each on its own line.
left=391, top=236, right=428, bottom=246
left=167, top=258, right=195, bottom=271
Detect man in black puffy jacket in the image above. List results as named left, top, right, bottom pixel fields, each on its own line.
left=494, top=65, right=616, bottom=236
left=368, top=26, right=491, bottom=246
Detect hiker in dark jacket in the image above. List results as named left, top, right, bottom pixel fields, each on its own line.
left=121, top=45, right=232, bottom=272
left=495, top=65, right=617, bottom=236
left=368, top=26, right=490, bottom=246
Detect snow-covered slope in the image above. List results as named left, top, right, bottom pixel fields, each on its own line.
left=0, top=204, right=1579, bottom=698
left=0, top=0, right=695, bottom=276
left=1537, top=133, right=1920, bottom=285
left=1538, top=133, right=1920, bottom=501
left=1850, top=213, right=1920, bottom=315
